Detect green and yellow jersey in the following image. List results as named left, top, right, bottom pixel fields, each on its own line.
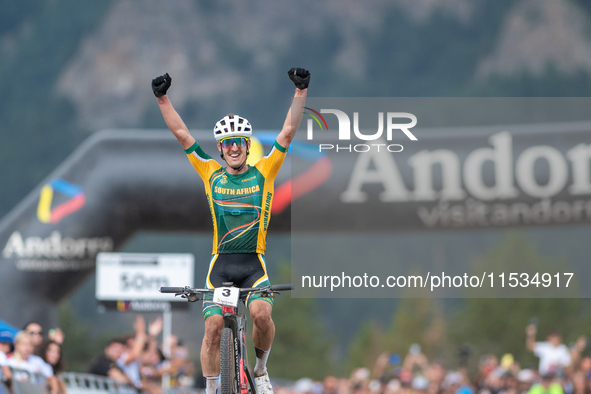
left=185, top=140, right=287, bottom=255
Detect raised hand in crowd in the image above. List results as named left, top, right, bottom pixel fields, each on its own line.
left=47, top=328, right=65, bottom=345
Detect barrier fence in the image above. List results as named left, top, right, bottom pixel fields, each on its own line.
left=0, top=369, right=202, bottom=394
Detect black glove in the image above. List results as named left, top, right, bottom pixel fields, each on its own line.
left=288, top=67, right=310, bottom=89
left=152, top=73, right=172, bottom=97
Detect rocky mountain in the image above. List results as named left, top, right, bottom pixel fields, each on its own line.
left=3, top=0, right=591, bottom=217
left=53, top=0, right=591, bottom=133
left=478, top=0, right=591, bottom=77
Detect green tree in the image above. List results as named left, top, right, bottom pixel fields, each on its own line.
left=450, top=232, right=586, bottom=370
left=346, top=321, right=386, bottom=373
left=385, top=297, right=447, bottom=358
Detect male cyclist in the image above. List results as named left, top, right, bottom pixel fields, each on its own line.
left=152, top=68, right=310, bottom=394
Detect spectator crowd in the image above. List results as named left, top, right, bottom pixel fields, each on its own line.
left=0, top=317, right=196, bottom=394
left=1, top=322, right=66, bottom=394
left=1, top=318, right=589, bottom=394
left=86, top=316, right=196, bottom=394
left=277, top=323, right=590, bottom=394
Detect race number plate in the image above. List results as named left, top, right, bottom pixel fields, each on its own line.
left=213, top=287, right=239, bottom=307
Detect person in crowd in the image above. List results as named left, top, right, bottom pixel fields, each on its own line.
left=578, top=357, right=591, bottom=378
left=117, top=316, right=162, bottom=391
left=165, top=335, right=195, bottom=388
left=477, top=355, right=499, bottom=391
left=36, top=340, right=66, bottom=394
left=404, top=345, right=429, bottom=376
left=568, top=336, right=588, bottom=373
left=527, top=373, right=563, bottom=394
left=22, top=322, right=44, bottom=350
left=516, top=370, right=536, bottom=394
left=137, top=318, right=168, bottom=394
left=401, top=368, right=415, bottom=390
left=47, top=329, right=65, bottom=346
left=6, top=331, right=58, bottom=394
left=372, top=353, right=393, bottom=383
left=498, top=370, right=518, bottom=394
left=442, top=371, right=473, bottom=394
left=87, top=337, right=131, bottom=385
left=139, top=345, right=165, bottom=394
left=526, top=324, right=571, bottom=376
left=140, top=334, right=196, bottom=391
left=0, top=331, right=14, bottom=387
left=323, top=375, right=341, bottom=394
left=384, top=378, right=402, bottom=394
left=427, top=361, right=446, bottom=394
left=351, top=381, right=371, bottom=394
left=117, top=316, right=147, bottom=390
left=23, top=323, right=65, bottom=349
left=570, top=371, right=588, bottom=394
left=413, top=376, right=430, bottom=394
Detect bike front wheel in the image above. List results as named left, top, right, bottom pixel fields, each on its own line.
left=220, top=327, right=238, bottom=394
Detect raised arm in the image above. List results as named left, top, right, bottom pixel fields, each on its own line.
left=276, top=68, right=310, bottom=149
left=123, top=316, right=147, bottom=365
left=526, top=324, right=537, bottom=352
left=152, top=73, right=196, bottom=150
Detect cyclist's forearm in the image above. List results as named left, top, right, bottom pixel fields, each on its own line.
left=290, top=88, right=307, bottom=137
left=157, top=95, right=196, bottom=149
left=277, top=88, right=307, bottom=147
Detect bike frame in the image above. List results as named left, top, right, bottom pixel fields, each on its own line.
left=160, top=284, right=292, bottom=394
left=222, top=304, right=256, bottom=394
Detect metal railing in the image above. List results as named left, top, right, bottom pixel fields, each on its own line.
left=8, top=368, right=47, bottom=394
left=60, top=373, right=136, bottom=394
left=3, top=369, right=203, bottom=394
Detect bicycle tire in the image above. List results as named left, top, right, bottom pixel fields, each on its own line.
left=220, top=327, right=237, bottom=394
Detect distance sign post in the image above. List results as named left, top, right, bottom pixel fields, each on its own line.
left=95, top=252, right=194, bottom=389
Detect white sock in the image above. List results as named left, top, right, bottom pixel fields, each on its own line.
left=254, top=347, right=271, bottom=377
left=205, top=376, right=218, bottom=394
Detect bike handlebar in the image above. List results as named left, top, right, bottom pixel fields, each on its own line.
left=160, top=287, right=186, bottom=293
left=159, top=284, right=293, bottom=295
left=266, top=284, right=293, bottom=291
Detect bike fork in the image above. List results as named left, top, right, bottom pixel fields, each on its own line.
left=237, top=315, right=254, bottom=394
left=224, top=312, right=256, bottom=394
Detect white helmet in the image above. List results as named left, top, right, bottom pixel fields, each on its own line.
left=213, top=114, right=252, bottom=141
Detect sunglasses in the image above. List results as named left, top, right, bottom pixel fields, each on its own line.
left=220, top=137, right=248, bottom=149
left=28, top=331, right=43, bottom=336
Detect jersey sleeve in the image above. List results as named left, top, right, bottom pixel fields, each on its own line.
left=254, top=140, right=287, bottom=181
left=185, top=141, right=222, bottom=181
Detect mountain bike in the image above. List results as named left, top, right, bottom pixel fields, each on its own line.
left=160, top=283, right=292, bottom=394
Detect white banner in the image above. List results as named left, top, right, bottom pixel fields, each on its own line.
left=95, top=253, right=194, bottom=301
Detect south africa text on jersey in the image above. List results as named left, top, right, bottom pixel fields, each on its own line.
left=214, top=185, right=261, bottom=195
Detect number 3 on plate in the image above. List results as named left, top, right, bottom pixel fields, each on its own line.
left=213, top=286, right=239, bottom=307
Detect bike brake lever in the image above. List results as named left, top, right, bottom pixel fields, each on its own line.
left=180, top=293, right=201, bottom=302
left=261, top=290, right=280, bottom=298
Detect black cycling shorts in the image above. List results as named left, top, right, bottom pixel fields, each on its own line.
left=202, top=253, right=273, bottom=320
